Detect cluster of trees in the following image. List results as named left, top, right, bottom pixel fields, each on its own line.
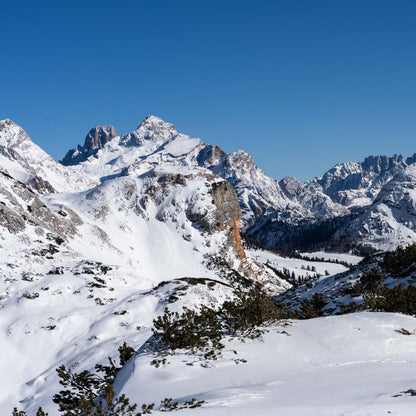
left=343, top=263, right=416, bottom=316
left=300, top=254, right=353, bottom=269
left=382, top=244, right=416, bottom=276
left=152, top=288, right=288, bottom=360
left=265, top=263, right=323, bottom=289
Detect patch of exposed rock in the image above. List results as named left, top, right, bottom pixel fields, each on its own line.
left=61, top=126, right=118, bottom=165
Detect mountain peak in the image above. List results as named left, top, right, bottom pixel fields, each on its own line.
left=83, top=125, right=118, bottom=151
left=0, top=118, right=32, bottom=148
left=61, top=125, right=118, bottom=166
left=137, top=114, right=177, bottom=133
left=140, top=114, right=167, bottom=124
left=121, top=115, right=178, bottom=147
left=362, top=154, right=406, bottom=173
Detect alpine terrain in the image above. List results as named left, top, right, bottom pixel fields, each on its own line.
left=1, top=116, right=416, bottom=415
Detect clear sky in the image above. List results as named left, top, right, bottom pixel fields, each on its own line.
left=2, top=0, right=415, bottom=182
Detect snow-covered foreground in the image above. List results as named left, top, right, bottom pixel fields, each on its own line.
left=117, top=312, right=416, bottom=416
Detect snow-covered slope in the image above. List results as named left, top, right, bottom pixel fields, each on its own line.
left=115, top=312, right=416, bottom=416
left=0, top=119, right=95, bottom=192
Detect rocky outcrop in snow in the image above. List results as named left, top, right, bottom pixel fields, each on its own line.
left=61, top=125, right=118, bottom=165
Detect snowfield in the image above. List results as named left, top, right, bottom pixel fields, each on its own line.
left=300, top=251, right=364, bottom=265
left=247, top=248, right=350, bottom=278
left=115, top=312, right=416, bottom=416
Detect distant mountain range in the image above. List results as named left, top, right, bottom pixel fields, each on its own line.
left=2, top=115, right=416, bottom=257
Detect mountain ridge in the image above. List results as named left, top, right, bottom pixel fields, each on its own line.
left=2, top=115, right=416, bottom=251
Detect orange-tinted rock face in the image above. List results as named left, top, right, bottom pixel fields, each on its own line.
left=230, top=217, right=246, bottom=260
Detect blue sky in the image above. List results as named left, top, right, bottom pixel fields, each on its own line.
left=1, top=0, right=415, bottom=181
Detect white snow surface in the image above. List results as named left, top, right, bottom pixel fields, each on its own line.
left=115, top=312, right=416, bottom=416
left=247, top=248, right=349, bottom=278
left=300, top=251, right=364, bottom=265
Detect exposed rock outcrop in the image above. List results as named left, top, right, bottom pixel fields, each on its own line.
left=61, top=125, right=118, bottom=165
left=209, top=181, right=245, bottom=259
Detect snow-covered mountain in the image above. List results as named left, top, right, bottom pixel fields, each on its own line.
left=0, top=119, right=95, bottom=193
left=333, top=164, right=416, bottom=249
left=1, top=115, right=416, bottom=415
left=61, top=125, right=118, bottom=165
left=0, top=115, right=294, bottom=413
left=57, top=115, right=416, bottom=251
left=240, top=153, right=416, bottom=251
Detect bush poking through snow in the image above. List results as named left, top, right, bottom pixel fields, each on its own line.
left=159, top=397, right=204, bottom=411
left=152, top=288, right=288, bottom=360
left=52, top=343, right=137, bottom=415
left=219, top=289, right=285, bottom=337
left=152, top=306, right=224, bottom=359
left=95, top=342, right=135, bottom=384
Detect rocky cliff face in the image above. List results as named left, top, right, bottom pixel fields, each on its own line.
left=197, top=146, right=299, bottom=229
left=209, top=180, right=245, bottom=259
left=61, top=125, right=118, bottom=165
left=85, top=126, right=118, bottom=150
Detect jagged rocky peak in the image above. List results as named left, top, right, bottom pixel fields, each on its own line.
left=406, top=153, right=416, bottom=166
left=120, top=115, right=178, bottom=146
left=362, top=154, right=406, bottom=173
left=61, top=125, right=118, bottom=165
left=228, top=150, right=256, bottom=169
left=84, top=125, right=118, bottom=151
left=196, top=144, right=227, bottom=167
left=279, top=176, right=301, bottom=198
